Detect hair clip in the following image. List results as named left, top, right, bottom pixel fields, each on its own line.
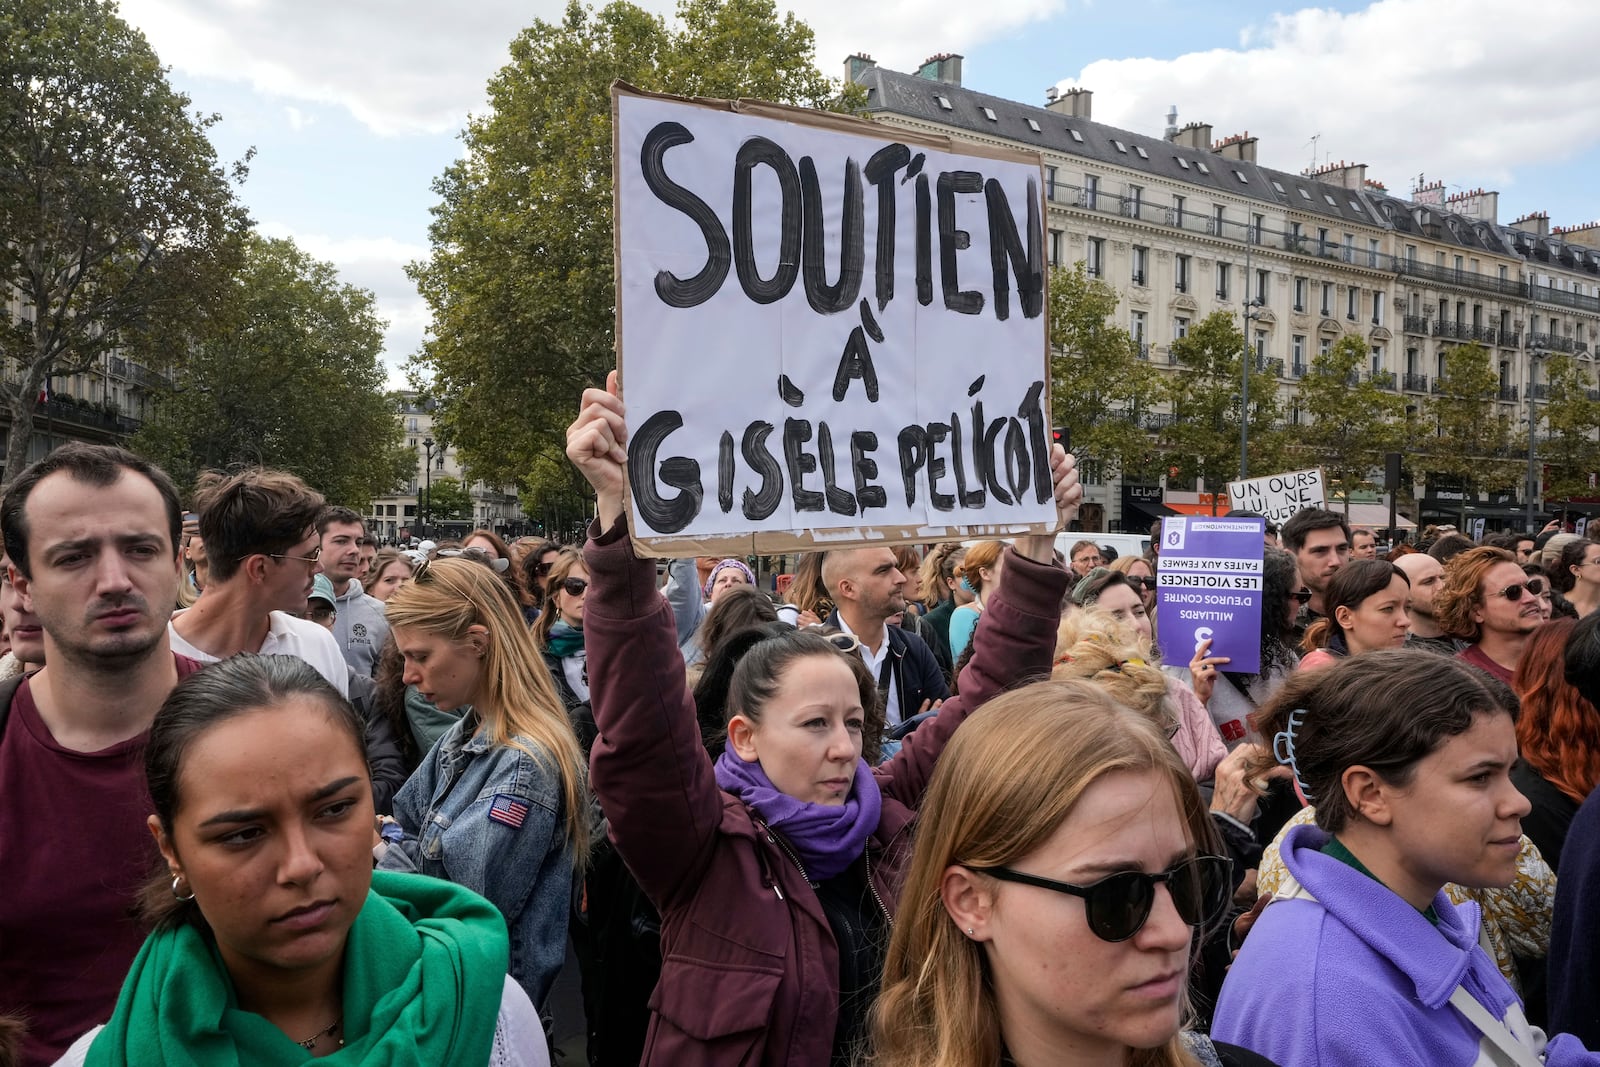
left=1272, top=707, right=1314, bottom=800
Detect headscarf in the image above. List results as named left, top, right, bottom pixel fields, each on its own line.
left=703, top=558, right=757, bottom=600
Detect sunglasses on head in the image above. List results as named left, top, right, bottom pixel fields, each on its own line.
left=560, top=576, right=589, bottom=597
left=800, top=625, right=862, bottom=654
left=1489, top=577, right=1544, bottom=602
left=975, top=854, right=1232, bottom=943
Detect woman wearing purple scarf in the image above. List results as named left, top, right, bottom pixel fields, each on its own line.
left=565, top=374, right=1080, bottom=1067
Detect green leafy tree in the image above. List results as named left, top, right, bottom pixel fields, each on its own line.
left=133, top=236, right=412, bottom=505
left=408, top=0, right=859, bottom=500
left=1536, top=353, right=1600, bottom=502
left=1420, top=343, right=1520, bottom=525
left=1047, top=263, right=1160, bottom=481
left=0, top=0, right=250, bottom=483
left=1294, top=334, right=1407, bottom=510
left=1156, top=311, right=1286, bottom=507
left=423, top=475, right=474, bottom=522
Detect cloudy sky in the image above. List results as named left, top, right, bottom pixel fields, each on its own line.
left=115, top=0, right=1600, bottom=386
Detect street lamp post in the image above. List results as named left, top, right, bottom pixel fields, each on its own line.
left=1526, top=350, right=1540, bottom=533
left=422, top=436, right=435, bottom=536
left=1240, top=296, right=1265, bottom=483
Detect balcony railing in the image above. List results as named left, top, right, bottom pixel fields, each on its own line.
left=37, top=398, right=140, bottom=436
left=1394, top=259, right=1530, bottom=300
left=1403, top=315, right=1428, bottom=334
left=1141, top=412, right=1179, bottom=430
left=1261, top=357, right=1284, bottom=378
left=1500, top=331, right=1521, bottom=349
left=1371, top=371, right=1398, bottom=390
left=1403, top=372, right=1429, bottom=391
left=1531, top=383, right=1550, bottom=399
left=1290, top=361, right=1307, bottom=379
left=1168, top=348, right=1181, bottom=366
left=1533, top=284, right=1600, bottom=314
left=1530, top=332, right=1577, bottom=353
left=1499, top=384, right=1520, bottom=401
left=1135, top=342, right=1149, bottom=361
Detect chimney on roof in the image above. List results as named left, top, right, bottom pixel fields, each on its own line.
left=1172, top=121, right=1211, bottom=150
left=1513, top=210, right=1550, bottom=238
left=1554, top=222, right=1600, bottom=250
left=1164, top=106, right=1178, bottom=141
left=1443, top=187, right=1499, bottom=225
left=1044, top=86, right=1092, bottom=119
left=1307, top=159, right=1368, bottom=191
left=917, top=52, right=963, bottom=87
left=1410, top=175, right=1446, bottom=207
left=844, top=53, right=876, bottom=84
left=1211, top=132, right=1257, bottom=164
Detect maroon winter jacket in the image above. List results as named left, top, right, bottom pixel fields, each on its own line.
left=583, top=517, right=1068, bottom=1066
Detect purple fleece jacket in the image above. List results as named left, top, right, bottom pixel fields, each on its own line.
left=1214, top=823, right=1599, bottom=1066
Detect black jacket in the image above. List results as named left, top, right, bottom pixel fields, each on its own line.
left=824, top=610, right=950, bottom=726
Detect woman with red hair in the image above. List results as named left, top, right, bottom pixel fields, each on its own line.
left=1511, top=617, right=1600, bottom=872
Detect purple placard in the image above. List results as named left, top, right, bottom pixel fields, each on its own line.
left=1156, top=516, right=1265, bottom=676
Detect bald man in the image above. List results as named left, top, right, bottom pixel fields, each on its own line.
left=822, top=547, right=947, bottom=731
left=1395, top=552, right=1457, bottom=656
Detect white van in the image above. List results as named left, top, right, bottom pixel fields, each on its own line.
left=1053, top=531, right=1151, bottom=563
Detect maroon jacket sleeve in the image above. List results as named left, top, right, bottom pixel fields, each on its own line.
left=583, top=518, right=723, bottom=911
left=873, top=546, right=1069, bottom=809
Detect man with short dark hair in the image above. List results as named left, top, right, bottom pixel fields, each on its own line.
left=1280, top=507, right=1352, bottom=632
left=1350, top=528, right=1377, bottom=559
left=167, top=469, right=347, bottom=694
left=0, top=445, right=203, bottom=1065
left=821, top=547, right=947, bottom=731
left=318, top=505, right=389, bottom=676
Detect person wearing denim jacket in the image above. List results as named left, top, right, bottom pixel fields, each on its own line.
left=379, top=714, right=575, bottom=1009
left=374, top=556, right=591, bottom=1016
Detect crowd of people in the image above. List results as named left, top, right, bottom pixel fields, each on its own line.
left=7, top=398, right=1600, bottom=1065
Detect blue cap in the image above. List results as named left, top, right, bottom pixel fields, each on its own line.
left=309, top=573, right=337, bottom=608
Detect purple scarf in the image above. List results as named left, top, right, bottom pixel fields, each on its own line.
left=713, top=750, right=882, bottom=881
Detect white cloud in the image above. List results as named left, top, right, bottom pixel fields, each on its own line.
left=119, top=0, right=1066, bottom=136
left=283, top=105, right=314, bottom=132
left=1054, top=0, right=1600, bottom=205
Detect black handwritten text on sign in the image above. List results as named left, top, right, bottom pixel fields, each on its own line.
left=616, top=91, right=1052, bottom=540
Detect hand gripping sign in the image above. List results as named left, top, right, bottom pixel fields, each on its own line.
left=613, top=84, right=1055, bottom=557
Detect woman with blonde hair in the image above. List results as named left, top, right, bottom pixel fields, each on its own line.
left=949, top=540, right=1005, bottom=661
left=783, top=550, right=833, bottom=626
left=869, top=681, right=1262, bottom=1067
left=377, top=557, right=590, bottom=1013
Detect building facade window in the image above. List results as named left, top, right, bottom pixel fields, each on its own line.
left=1321, top=281, right=1333, bottom=316
left=1085, top=174, right=1099, bottom=209
left=1255, top=268, right=1269, bottom=304
left=1049, top=229, right=1063, bottom=267
left=1347, top=286, right=1359, bottom=321
left=1294, top=277, right=1307, bottom=312
left=1372, top=291, right=1383, bottom=325
left=1131, top=310, right=1147, bottom=342
left=1216, top=262, right=1231, bottom=300
left=1175, top=254, right=1190, bottom=293
left=1132, top=245, right=1148, bottom=285
left=1086, top=237, right=1104, bottom=277
left=1174, top=315, right=1190, bottom=339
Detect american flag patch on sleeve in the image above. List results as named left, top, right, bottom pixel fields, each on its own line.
left=488, top=793, right=529, bottom=829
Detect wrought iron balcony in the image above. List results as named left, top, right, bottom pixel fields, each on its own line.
left=1371, top=371, right=1398, bottom=390
left=1403, top=315, right=1428, bottom=334
left=1403, top=372, right=1429, bottom=392
left=1499, top=384, right=1520, bottom=401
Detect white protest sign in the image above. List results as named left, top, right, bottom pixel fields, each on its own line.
left=614, top=86, right=1053, bottom=554
left=1225, top=468, right=1326, bottom=526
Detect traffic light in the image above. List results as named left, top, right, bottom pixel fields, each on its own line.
left=1052, top=426, right=1070, bottom=449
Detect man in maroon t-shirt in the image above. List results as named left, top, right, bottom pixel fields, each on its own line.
left=0, top=445, right=199, bottom=1066
left=1435, top=544, right=1545, bottom=685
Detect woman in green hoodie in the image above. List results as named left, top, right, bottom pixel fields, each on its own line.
left=53, top=653, right=545, bottom=1066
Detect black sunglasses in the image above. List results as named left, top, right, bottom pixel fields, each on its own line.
left=1291, top=589, right=1313, bottom=605
left=561, top=576, right=589, bottom=597
left=1489, top=577, right=1545, bottom=602
left=974, top=855, right=1232, bottom=942
left=1135, top=575, right=1158, bottom=591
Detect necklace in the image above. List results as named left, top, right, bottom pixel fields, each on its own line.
left=295, top=1018, right=342, bottom=1050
